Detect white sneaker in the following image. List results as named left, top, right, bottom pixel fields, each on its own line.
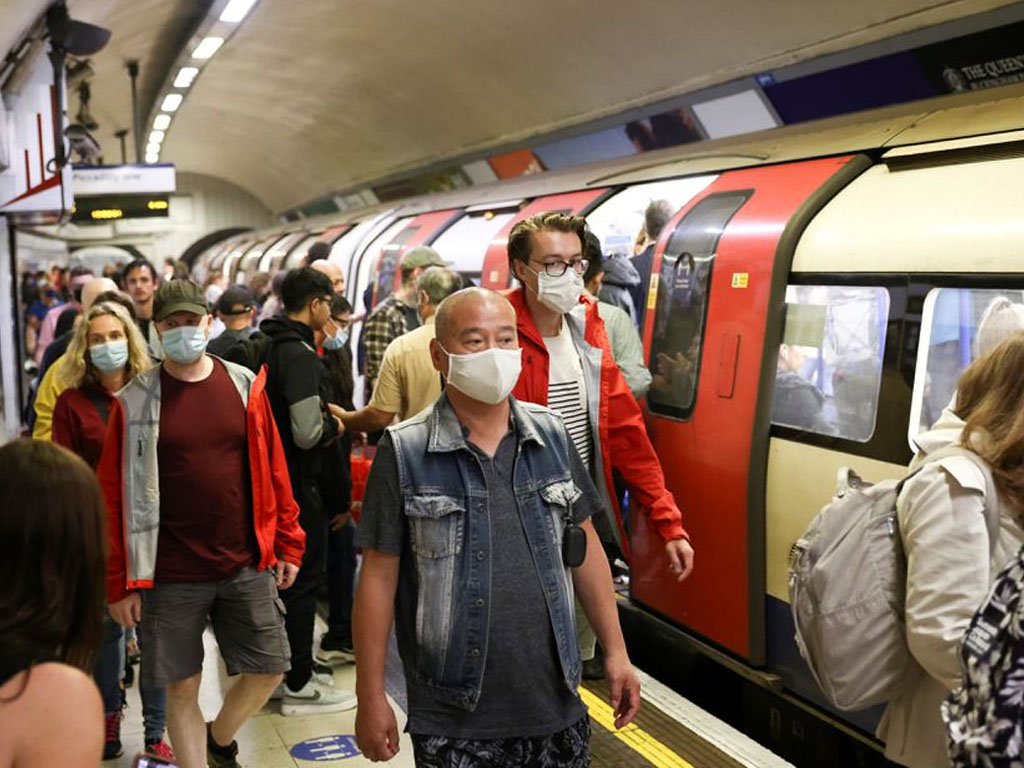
left=280, top=679, right=357, bottom=716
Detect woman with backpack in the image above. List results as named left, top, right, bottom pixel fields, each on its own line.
left=879, top=332, right=1024, bottom=768
left=49, top=301, right=174, bottom=762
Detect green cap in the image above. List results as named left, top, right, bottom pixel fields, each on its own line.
left=153, top=279, right=209, bottom=321
left=401, top=245, right=449, bottom=270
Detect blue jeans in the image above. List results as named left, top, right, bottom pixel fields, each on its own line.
left=95, top=617, right=168, bottom=743
left=326, top=519, right=356, bottom=643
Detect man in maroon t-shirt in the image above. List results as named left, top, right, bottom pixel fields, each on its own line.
left=101, top=280, right=305, bottom=768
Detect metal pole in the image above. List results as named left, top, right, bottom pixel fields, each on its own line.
left=115, top=129, right=128, bottom=164
left=127, top=60, right=140, bottom=164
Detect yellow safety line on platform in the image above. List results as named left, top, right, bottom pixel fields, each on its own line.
left=579, top=685, right=696, bottom=768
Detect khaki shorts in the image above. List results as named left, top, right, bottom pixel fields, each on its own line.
left=139, top=566, right=290, bottom=688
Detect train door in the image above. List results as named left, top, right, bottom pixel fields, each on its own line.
left=630, top=156, right=867, bottom=665
left=428, top=202, right=525, bottom=284
left=382, top=209, right=462, bottom=296
left=479, top=189, right=610, bottom=289
left=258, top=230, right=310, bottom=274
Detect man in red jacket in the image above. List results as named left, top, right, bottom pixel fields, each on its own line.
left=504, top=213, right=694, bottom=580
left=98, top=280, right=305, bottom=768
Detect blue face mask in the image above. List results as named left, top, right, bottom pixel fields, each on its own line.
left=89, top=340, right=129, bottom=373
left=161, top=324, right=208, bottom=363
left=323, top=327, right=349, bottom=351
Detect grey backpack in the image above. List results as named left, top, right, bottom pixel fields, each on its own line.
left=788, top=446, right=998, bottom=712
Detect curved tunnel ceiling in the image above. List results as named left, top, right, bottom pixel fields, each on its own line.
left=4, top=0, right=1020, bottom=212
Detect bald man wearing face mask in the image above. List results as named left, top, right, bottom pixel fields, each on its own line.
left=353, top=288, right=640, bottom=767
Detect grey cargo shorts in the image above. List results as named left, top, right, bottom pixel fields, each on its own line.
left=139, top=565, right=290, bottom=688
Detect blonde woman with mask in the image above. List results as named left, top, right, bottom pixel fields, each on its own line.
left=50, top=302, right=173, bottom=761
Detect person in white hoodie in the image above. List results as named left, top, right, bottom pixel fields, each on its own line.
left=880, top=331, right=1024, bottom=768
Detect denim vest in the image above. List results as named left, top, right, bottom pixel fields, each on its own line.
left=388, top=394, right=583, bottom=711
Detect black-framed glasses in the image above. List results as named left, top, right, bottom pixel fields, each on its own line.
left=529, top=258, right=589, bottom=277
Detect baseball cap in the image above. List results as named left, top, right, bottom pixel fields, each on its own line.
left=153, top=279, right=208, bottom=321
left=401, top=245, right=448, bottom=270
left=216, top=286, right=255, bottom=316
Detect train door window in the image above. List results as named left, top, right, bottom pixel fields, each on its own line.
left=258, top=231, right=307, bottom=273
left=909, top=288, right=1024, bottom=443
left=647, top=191, right=749, bottom=420
left=585, top=177, right=716, bottom=256
left=235, top=235, right=281, bottom=283
left=282, top=234, right=319, bottom=270
left=772, top=285, right=889, bottom=442
left=429, top=206, right=518, bottom=284
left=376, top=225, right=420, bottom=300
left=354, top=217, right=413, bottom=308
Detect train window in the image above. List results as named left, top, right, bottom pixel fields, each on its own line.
left=429, top=210, right=517, bottom=275
left=258, top=231, right=308, bottom=273
left=282, top=234, right=320, bottom=270
left=647, top=191, right=748, bottom=420
left=772, top=285, right=889, bottom=442
left=909, top=288, right=1024, bottom=442
left=585, top=177, right=715, bottom=256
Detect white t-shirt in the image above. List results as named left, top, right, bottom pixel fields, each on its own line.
left=544, top=322, right=593, bottom=470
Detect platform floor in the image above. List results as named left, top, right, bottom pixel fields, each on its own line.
left=106, top=619, right=791, bottom=768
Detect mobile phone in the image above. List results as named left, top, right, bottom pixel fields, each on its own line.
left=133, top=753, right=177, bottom=768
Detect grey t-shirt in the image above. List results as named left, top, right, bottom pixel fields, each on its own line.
left=357, top=424, right=602, bottom=739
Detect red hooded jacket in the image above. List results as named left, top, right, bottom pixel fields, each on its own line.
left=504, top=287, right=687, bottom=557
left=97, top=363, right=305, bottom=603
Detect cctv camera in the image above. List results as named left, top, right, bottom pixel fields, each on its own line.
left=65, top=123, right=101, bottom=163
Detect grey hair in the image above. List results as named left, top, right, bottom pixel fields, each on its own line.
left=977, top=296, right=1024, bottom=357
left=644, top=199, right=676, bottom=241
left=417, top=266, right=463, bottom=307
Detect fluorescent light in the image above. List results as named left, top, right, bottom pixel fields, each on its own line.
left=173, top=67, right=199, bottom=88
left=192, top=36, right=224, bottom=59
left=161, top=93, right=183, bottom=112
left=146, top=142, right=161, bottom=155
left=153, top=114, right=171, bottom=131
left=145, top=152, right=159, bottom=164
left=149, top=131, right=165, bottom=144
left=220, top=0, right=258, bottom=22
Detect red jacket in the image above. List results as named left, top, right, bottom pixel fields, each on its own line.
left=97, top=362, right=305, bottom=603
left=505, top=287, right=687, bottom=556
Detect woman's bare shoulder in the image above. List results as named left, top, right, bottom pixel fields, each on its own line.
left=0, top=663, right=103, bottom=768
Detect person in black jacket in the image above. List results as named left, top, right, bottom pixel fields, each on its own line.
left=771, top=344, right=835, bottom=435
left=315, top=294, right=357, bottom=665
left=261, top=268, right=355, bottom=716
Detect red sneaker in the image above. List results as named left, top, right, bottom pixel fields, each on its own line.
left=145, top=740, right=176, bottom=763
left=103, top=711, right=123, bottom=760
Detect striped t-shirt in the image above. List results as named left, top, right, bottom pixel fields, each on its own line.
left=544, top=323, right=593, bottom=470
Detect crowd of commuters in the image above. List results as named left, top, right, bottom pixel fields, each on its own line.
left=7, top=210, right=1024, bottom=768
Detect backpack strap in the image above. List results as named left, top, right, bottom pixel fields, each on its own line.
left=912, top=445, right=1002, bottom=555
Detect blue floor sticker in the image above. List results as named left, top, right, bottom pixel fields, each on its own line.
left=290, top=735, right=361, bottom=761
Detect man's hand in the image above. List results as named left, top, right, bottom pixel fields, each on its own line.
left=275, top=561, right=300, bottom=590
left=330, top=512, right=351, bottom=532
left=109, top=593, right=142, bottom=628
left=328, top=403, right=347, bottom=419
left=355, top=691, right=400, bottom=762
left=665, top=538, right=694, bottom=583
left=605, top=651, right=641, bottom=729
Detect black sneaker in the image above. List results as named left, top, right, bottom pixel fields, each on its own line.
left=207, top=723, right=241, bottom=768
left=315, top=633, right=356, bottom=664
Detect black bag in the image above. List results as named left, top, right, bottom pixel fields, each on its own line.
left=943, top=545, right=1024, bottom=767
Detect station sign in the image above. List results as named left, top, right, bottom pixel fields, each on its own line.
left=72, top=164, right=176, bottom=196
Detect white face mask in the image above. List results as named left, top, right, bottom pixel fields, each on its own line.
left=530, top=267, right=584, bottom=315
left=443, top=345, right=522, bottom=405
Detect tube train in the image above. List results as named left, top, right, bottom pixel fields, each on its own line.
left=191, top=82, right=1024, bottom=763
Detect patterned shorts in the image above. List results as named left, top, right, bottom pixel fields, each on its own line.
left=411, top=716, right=591, bottom=768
